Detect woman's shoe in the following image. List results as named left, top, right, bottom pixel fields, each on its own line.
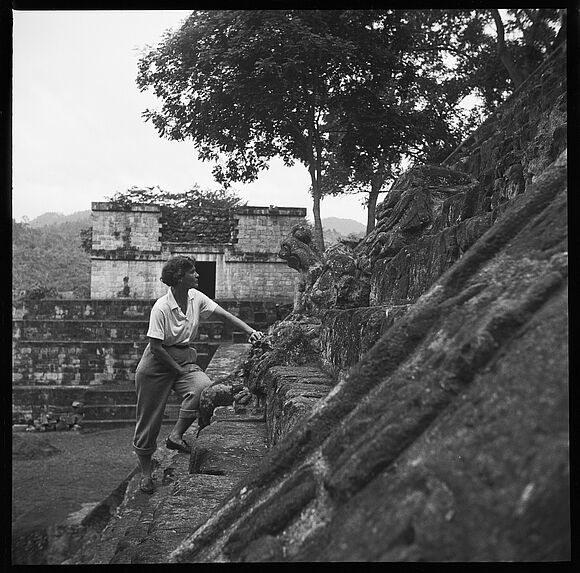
left=140, top=476, right=154, bottom=494
left=165, top=436, right=191, bottom=453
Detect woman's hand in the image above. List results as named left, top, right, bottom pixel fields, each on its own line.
left=248, top=330, right=265, bottom=345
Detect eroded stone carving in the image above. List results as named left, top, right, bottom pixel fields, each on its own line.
left=278, top=224, right=323, bottom=272
left=279, top=225, right=370, bottom=314
left=309, top=243, right=370, bottom=311
left=357, top=165, right=477, bottom=264
left=197, top=379, right=252, bottom=432
left=278, top=225, right=324, bottom=314
left=243, top=317, right=321, bottom=401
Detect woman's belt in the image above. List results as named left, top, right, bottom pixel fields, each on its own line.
left=162, top=343, right=191, bottom=349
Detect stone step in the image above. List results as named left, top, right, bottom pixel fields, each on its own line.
left=204, top=343, right=251, bottom=380
left=65, top=406, right=268, bottom=564
left=59, top=343, right=262, bottom=564
left=80, top=419, right=142, bottom=429
left=13, top=298, right=158, bottom=321
left=82, top=403, right=185, bottom=421
left=12, top=341, right=218, bottom=386
left=13, top=320, right=253, bottom=343
left=82, top=404, right=136, bottom=420
left=13, top=344, right=253, bottom=426
left=14, top=385, right=186, bottom=425
left=264, top=365, right=335, bottom=446
left=13, top=298, right=292, bottom=324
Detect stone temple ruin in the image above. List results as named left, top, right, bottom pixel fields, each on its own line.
left=90, top=203, right=305, bottom=300
left=12, top=204, right=306, bottom=427
left=13, top=42, right=568, bottom=563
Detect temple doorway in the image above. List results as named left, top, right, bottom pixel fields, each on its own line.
left=195, top=261, right=216, bottom=299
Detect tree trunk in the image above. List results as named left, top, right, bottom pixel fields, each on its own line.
left=310, top=177, right=325, bottom=253
left=366, top=187, right=380, bottom=234
left=366, top=162, right=387, bottom=234
left=306, top=100, right=325, bottom=253
left=491, top=9, right=525, bottom=89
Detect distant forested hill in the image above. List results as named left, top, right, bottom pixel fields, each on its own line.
left=322, top=217, right=365, bottom=237
left=28, top=210, right=92, bottom=228
left=12, top=215, right=91, bottom=298
left=322, top=217, right=366, bottom=245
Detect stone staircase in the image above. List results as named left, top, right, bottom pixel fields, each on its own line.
left=12, top=297, right=281, bottom=386
left=13, top=343, right=253, bottom=430
left=26, top=320, right=339, bottom=564
left=73, top=407, right=268, bottom=564
left=78, top=342, right=248, bottom=428
left=62, top=342, right=274, bottom=564
left=13, top=318, right=243, bottom=386
left=12, top=297, right=289, bottom=425
left=77, top=362, right=335, bottom=564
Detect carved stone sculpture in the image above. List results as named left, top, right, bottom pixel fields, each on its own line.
left=278, top=224, right=324, bottom=313
left=197, top=380, right=252, bottom=432
left=357, top=165, right=476, bottom=265
left=278, top=225, right=370, bottom=314
left=309, top=243, right=370, bottom=310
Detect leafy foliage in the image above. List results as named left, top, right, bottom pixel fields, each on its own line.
left=443, top=9, right=564, bottom=111
left=137, top=10, right=411, bottom=250
left=106, top=184, right=242, bottom=211
left=12, top=219, right=91, bottom=298
left=136, top=9, right=564, bottom=246
left=318, top=9, right=564, bottom=232
left=316, top=10, right=485, bottom=232
left=105, top=185, right=244, bottom=243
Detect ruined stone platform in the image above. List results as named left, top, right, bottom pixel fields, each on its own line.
left=62, top=342, right=268, bottom=564
left=65, top=405, right=267, bottom=564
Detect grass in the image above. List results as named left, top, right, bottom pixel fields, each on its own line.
left=11, top=425, right=174, bottom=537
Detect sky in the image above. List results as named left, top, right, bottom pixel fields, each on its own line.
left=12, top=10, right=372, bottom=225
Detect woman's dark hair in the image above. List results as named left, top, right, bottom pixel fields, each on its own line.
left=160, top=256, right=196, bottom=287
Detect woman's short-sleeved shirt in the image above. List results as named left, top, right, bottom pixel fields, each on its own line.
left=146, top=288, right=218, bottom=345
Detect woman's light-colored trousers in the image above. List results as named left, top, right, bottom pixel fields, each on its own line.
left=132, top=344, right=213, bottom=456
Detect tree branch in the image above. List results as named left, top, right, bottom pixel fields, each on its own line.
left=491, top=9, right=524, bottom=88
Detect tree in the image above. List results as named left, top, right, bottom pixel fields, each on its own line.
left=492, top=8, right=564, bottom=86
left=319, top=10, right=487, bottom=233
left=137, top=10, right=564, bottom=248
left=137, top=10, right=421, bottom=251
left=491, top=9, right=525, bottom=88
left=319, top=63, right=468, bottom=233
left=442, top=9, right=564, bottom=112
left=13, top=219, right=91, bottom=298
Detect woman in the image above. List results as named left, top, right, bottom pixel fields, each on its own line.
left=133, top=255, right=264, bottom=493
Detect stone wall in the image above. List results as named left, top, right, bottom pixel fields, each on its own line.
left=91, top=259, right=165, bottom=300
left=90, top=204, right=306, bottom=301
left=168, top=43, right=568, bottom=563
left=220, top=260, right=297, bottom=301
left=443, top=42, right=567, bottom=199
left=91, top=203, right=162, bottom=252
left=12, top=296, right=292, bottom=422
left=162, top=242, right=298, bottom=301
left=233, top=206, right=307, bottom=253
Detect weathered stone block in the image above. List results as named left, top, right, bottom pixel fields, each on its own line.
left=264, top=365, right=334, bottom=446
left=319, top=305, right=409, bottom=377
left=189, top=419, right=268, bottom=478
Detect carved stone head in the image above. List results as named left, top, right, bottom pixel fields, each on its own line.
left=278, top=224, right=323, bottom=272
